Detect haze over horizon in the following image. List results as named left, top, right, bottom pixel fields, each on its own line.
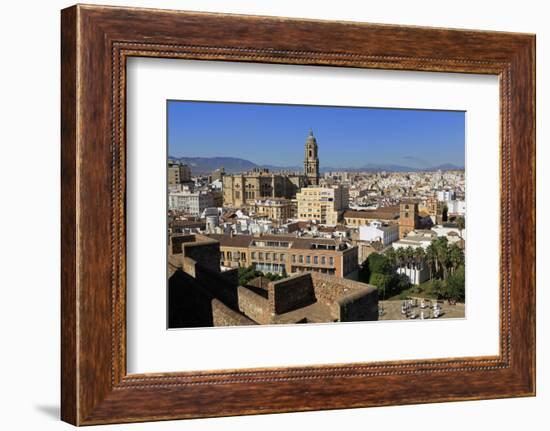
left=168, top=100, right=465, bottom=170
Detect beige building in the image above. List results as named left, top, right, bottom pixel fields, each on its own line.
left=168, top=160, right=191, bottom=186
left=253, top=198, right=293, bottom=222
left=303, top=129, right=320, bottom=186
left=222, top=168, right=305, bottom=207
left=297, top=185, right=348, bottom=226
left=222, top=130, right=322, bottom=208
left=208, top=233, right=358, bottom=279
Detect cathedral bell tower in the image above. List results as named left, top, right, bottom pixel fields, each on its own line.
left=303, top=129, right=320, bottom=186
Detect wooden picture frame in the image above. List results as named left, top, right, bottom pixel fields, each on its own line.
left=61, top=4, right=535, bottom=425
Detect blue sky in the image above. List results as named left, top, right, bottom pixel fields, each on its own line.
left=167, top=100, right=465, bottom=169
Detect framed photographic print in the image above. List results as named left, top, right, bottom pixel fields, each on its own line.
left=61, top=4, right=536, bottom=425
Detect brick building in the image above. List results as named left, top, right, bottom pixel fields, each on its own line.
left=343, top=205, right=400, bottom=226
left=207, top=233, right=359, bottom=279
left=398, top=201, right=420, bottom=239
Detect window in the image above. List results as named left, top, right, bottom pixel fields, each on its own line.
left=306, top=256, right=311, bottom=264
left=259, top=252, right=264, bottom=260
left=314, top=256, right=318, bottom=264
left=251, top=252, right=256, bottom=260
left=280, top=253, right=285, bottom=261
left=329, top=257, right=334, bottom=266
left=321, top=256, right=326, bottom=265
left=241, top=252, right=246, bottom=261
left=292, top=254, right=296, bottom=263
left=221, top=251, right=225, bottom=260
left=299, top=255, right=303, bottom=263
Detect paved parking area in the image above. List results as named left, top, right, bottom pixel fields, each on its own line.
left=379, top=300, right=465, bottom=321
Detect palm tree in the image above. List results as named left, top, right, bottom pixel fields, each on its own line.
left=425, top=245, right=435, bottom=281
left=433, top=237, right=449, bottom=280
left=384, top=247, right=397, bottom=270
left=414, top=247, right=426, bottom=272
left=405, top=247, right=415, bottom=269
left=439, top=246, right=451, bottom=281
left=448, top=243, right=464, bottom=275
left=456, top=216, right=465, bottom=238
left=396, top=247, right=407, bottom=269
left=425, top=243, right=436, bottom=281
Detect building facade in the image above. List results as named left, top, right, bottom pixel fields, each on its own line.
left=425, top=194, right=443, bottom=224
left=222, top=168, right=306, bottom=207
left=343, top=206, right=400, bottom=227
left=296, top=185, right=348, bottom=225
left=446, top=199, right=466, bottom=216
left=437, top=189, right=456, bottom=202
left=168, top=160, right=191, bottom=186
left=398, top=201, right=419, bottom=239
left=303, top=129, right=320, bottom=186
left=168, top=190, right=214, bottom=216
left=209, top=234, right=359, bottom=279
left=222, top=130, right=321, bottom=207
left=358, top=221, right=399, bottom=246
left=253, top=198, right=293, bottom=222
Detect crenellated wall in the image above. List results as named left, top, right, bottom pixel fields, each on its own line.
left=237, top=286, right=271, bottom=324
left=269, top=274, right=316, bottom=315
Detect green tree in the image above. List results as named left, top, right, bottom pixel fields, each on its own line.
left=384, top=248, right=397, bottom=269
left=367, top=252, right=391, bottom=275
left=413, top=247, right=426, bottom=269
left=442, top=204, right=449, bottom=222
left=446, top=264, right=465, bottom=301
left=431, top=279, right=445, bottom=299
left=358, top=259, right=371, bottom=283
left=395, top=247, right=407, bottom=269
left=370, top=273, right=392, bottom=300
left=433, top=237, right=450, bottom=280
left=238, top=265, right=259, bottom=286
left=391, top=273, right=411, bottom=296
left=425, top=243, right=436, bottom=281
left=404, top=246, right=415, bottom=269
left=448, top=243, right=464, bottom=276
left=456, top=216, right=465, bottom=237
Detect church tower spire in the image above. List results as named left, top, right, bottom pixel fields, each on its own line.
left=304, top=129, right=320, bottom=185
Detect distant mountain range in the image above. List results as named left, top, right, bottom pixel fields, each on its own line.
left=169, top=156, right=464, bottom=175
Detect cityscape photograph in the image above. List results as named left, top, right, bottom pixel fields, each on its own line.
left=166, top=100, right=466, bottom=329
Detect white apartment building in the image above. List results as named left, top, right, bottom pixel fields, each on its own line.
left=437, top=190, right=456, bottom=202
left=392, top=230, right=436, bottom=251
left=392, top=230, right=436, bottom=285
left=168, top=190, right=214, bottom=216
left=431, top=225, right=465, bottom=245
left=396, top=265, right=429, bottom=285
left=446, top=199, right=466, bottom=215
left=296, top=185, right=348, bottom=226
left=358, top=220, right=399, bottom=246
